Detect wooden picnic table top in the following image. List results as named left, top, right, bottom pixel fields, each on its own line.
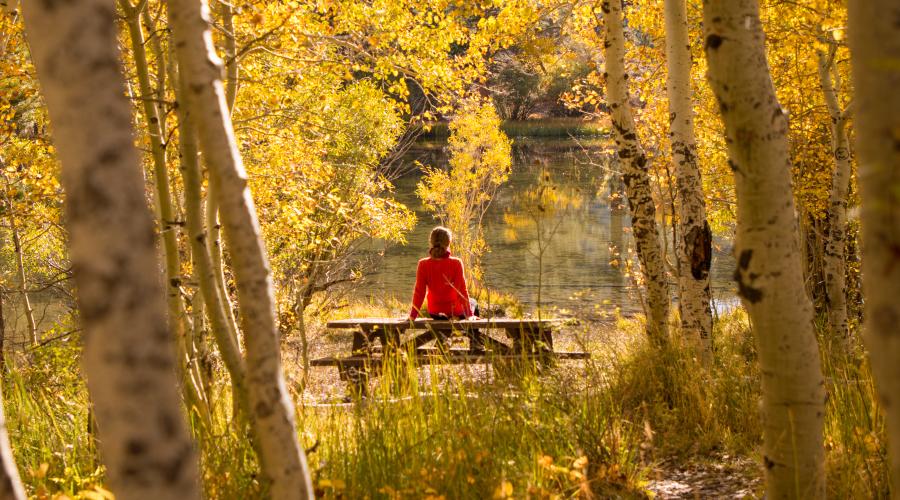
left=326, top=317, right=562, bottom=330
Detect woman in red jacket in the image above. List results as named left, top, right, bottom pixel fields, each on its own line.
left=409, top=226, right=483, bottom=350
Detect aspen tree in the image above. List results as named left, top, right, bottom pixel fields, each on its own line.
left=816, top=45, right=852, bottom=346
left=846, top=0, right=900, bottom=490
left=0, top=163, right=37, bottom=347
left=158, top=21, right=247, bottom=427
left=599, top=0, right=669, bottom=342
left=206, top=0, right=241, bottom=351
left=6, top=203, right=36, bottom=346
left=663, top=0, right=712, bottom=360
left=220, top=0, right=239, bottom=113
left=166, top=0, right=314, bottom=497
left=172, top=64, right=250, bottom=424
left=702, top=1, right=825, bottom=496
left=20, top=1, right=201, bottom=497
left=119, top=0, right=210, bottom=422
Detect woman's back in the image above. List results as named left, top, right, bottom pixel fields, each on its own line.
left=410, top=253, right=472, bottom=319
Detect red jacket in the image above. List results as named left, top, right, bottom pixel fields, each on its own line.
left=409, top=251, right=472, bottom=319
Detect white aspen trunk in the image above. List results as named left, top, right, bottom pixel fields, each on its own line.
left=21, top=1, right=201, bottom=498
left=173, top=66, right=250, bottom=423
left=141, top=8, right=167, bottom=127
left=209, top=0, right=241, bottom=346
left=846, top=0, right=900, bottom=491
left=10, top=218, right=36, bottom=346
left=0, top=385, right=25, bottom=500
left=166, top=1, right=314, bottom=497
left=219, top=0, right=239, bottom=113
left=702, top=2, right=825, bottom=496
left=120, top=0, right=209, bottom=421
left=295, top=291, right=312, bottom=390
left=816, top=48, right=852, bottom=347
left=663, top=0, right=713, bottom=361
left=600, top=0, right=669, bottom=342
left=163, top=31, right=241, bottom=353
left=0, top=166, right=38, bottom=346
left=205, top=180, right=239, bottom=343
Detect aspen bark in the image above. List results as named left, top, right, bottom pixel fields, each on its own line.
left=141, top=8, right=167, bottom=125
left=9, top=218, right=36, bottom=346
left=208, top=0, right=241, bottom=347
left=173, top=66, right=250, bottom=423
left=600, top=0, right=669, bottom=342
left=817, top=48, right=852, bottom=346
left=663, top=0, right=712, bottom=360
left=220, top=0, right=239, bottom=113
left=21, top=1, right=201, bottom=498
left=0, top=166, right=38, bottom=346
left=702, top=2, right=825, bottom=496
left=846, top=0, right=900, bottom=491
left=162, top=28, right=241, bottom=355
left=205, top=180, right=238, bottom=344
left=167, top=0, right=314, bottom=497
left=120, top=0, right=209, bottom=421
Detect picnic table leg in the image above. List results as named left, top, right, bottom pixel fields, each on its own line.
left=352, top=329, right=370, bottom=353
left=491, top=327, right=527, bottom=379
left=339, top=329, right=373, bottom=396
left=505, top=327, right=534, bottom=354
left=537, top=327, right=555, bottom=368
left=497, top=326, right=555, bottom=375
left=375, top=326, right=402, bottom=352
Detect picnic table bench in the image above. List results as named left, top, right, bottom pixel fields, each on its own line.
left=311, top=317, right=590, bottom=388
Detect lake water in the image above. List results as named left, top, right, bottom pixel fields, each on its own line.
left=362, top=137, right=737, bottom=318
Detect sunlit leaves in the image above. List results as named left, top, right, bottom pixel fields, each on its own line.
left=417, top=100, right=512, bottom=281
left=0, top=11, right=66, bottom=281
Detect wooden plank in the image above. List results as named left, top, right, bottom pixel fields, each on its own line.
left=326, top=318, right=562, bottom=330
left=310, top=350, right=590, bottom=367
left=359, top=332, right=512, bottom=355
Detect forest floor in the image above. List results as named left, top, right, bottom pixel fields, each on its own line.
left=6, top=305, right=883, bottom=498
left=647, top=455, right=762, bottom=499
left=292, top=310, right=770, bottom=498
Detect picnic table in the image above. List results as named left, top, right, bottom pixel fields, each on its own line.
left=311, top=317, right=590, bottom=389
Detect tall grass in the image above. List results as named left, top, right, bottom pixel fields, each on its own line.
left=3, top=341, right=103, bottom=498
left=1, top=307, right=889, bottom=498
left=302, top=359, right=647, bottom=498
left=588, top=310, right=761, bottom=459
left=819, top=334, right=889, bottom=498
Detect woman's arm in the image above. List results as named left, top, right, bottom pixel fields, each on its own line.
left=409, top=260, right=427, bottom=319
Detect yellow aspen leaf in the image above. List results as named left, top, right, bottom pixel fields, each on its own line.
left=492, top=480, right=513, bottom=499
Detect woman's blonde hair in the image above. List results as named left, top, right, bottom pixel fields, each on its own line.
left=429, top=226, right=452, bottom=258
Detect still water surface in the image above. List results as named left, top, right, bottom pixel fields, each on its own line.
left=362, top=138, right=736, bottom=317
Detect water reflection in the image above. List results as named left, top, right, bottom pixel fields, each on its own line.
left=363, top=138, right=735, bottom=317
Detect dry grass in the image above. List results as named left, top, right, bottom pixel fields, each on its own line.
left=1, top=305, right=888, bottom=498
